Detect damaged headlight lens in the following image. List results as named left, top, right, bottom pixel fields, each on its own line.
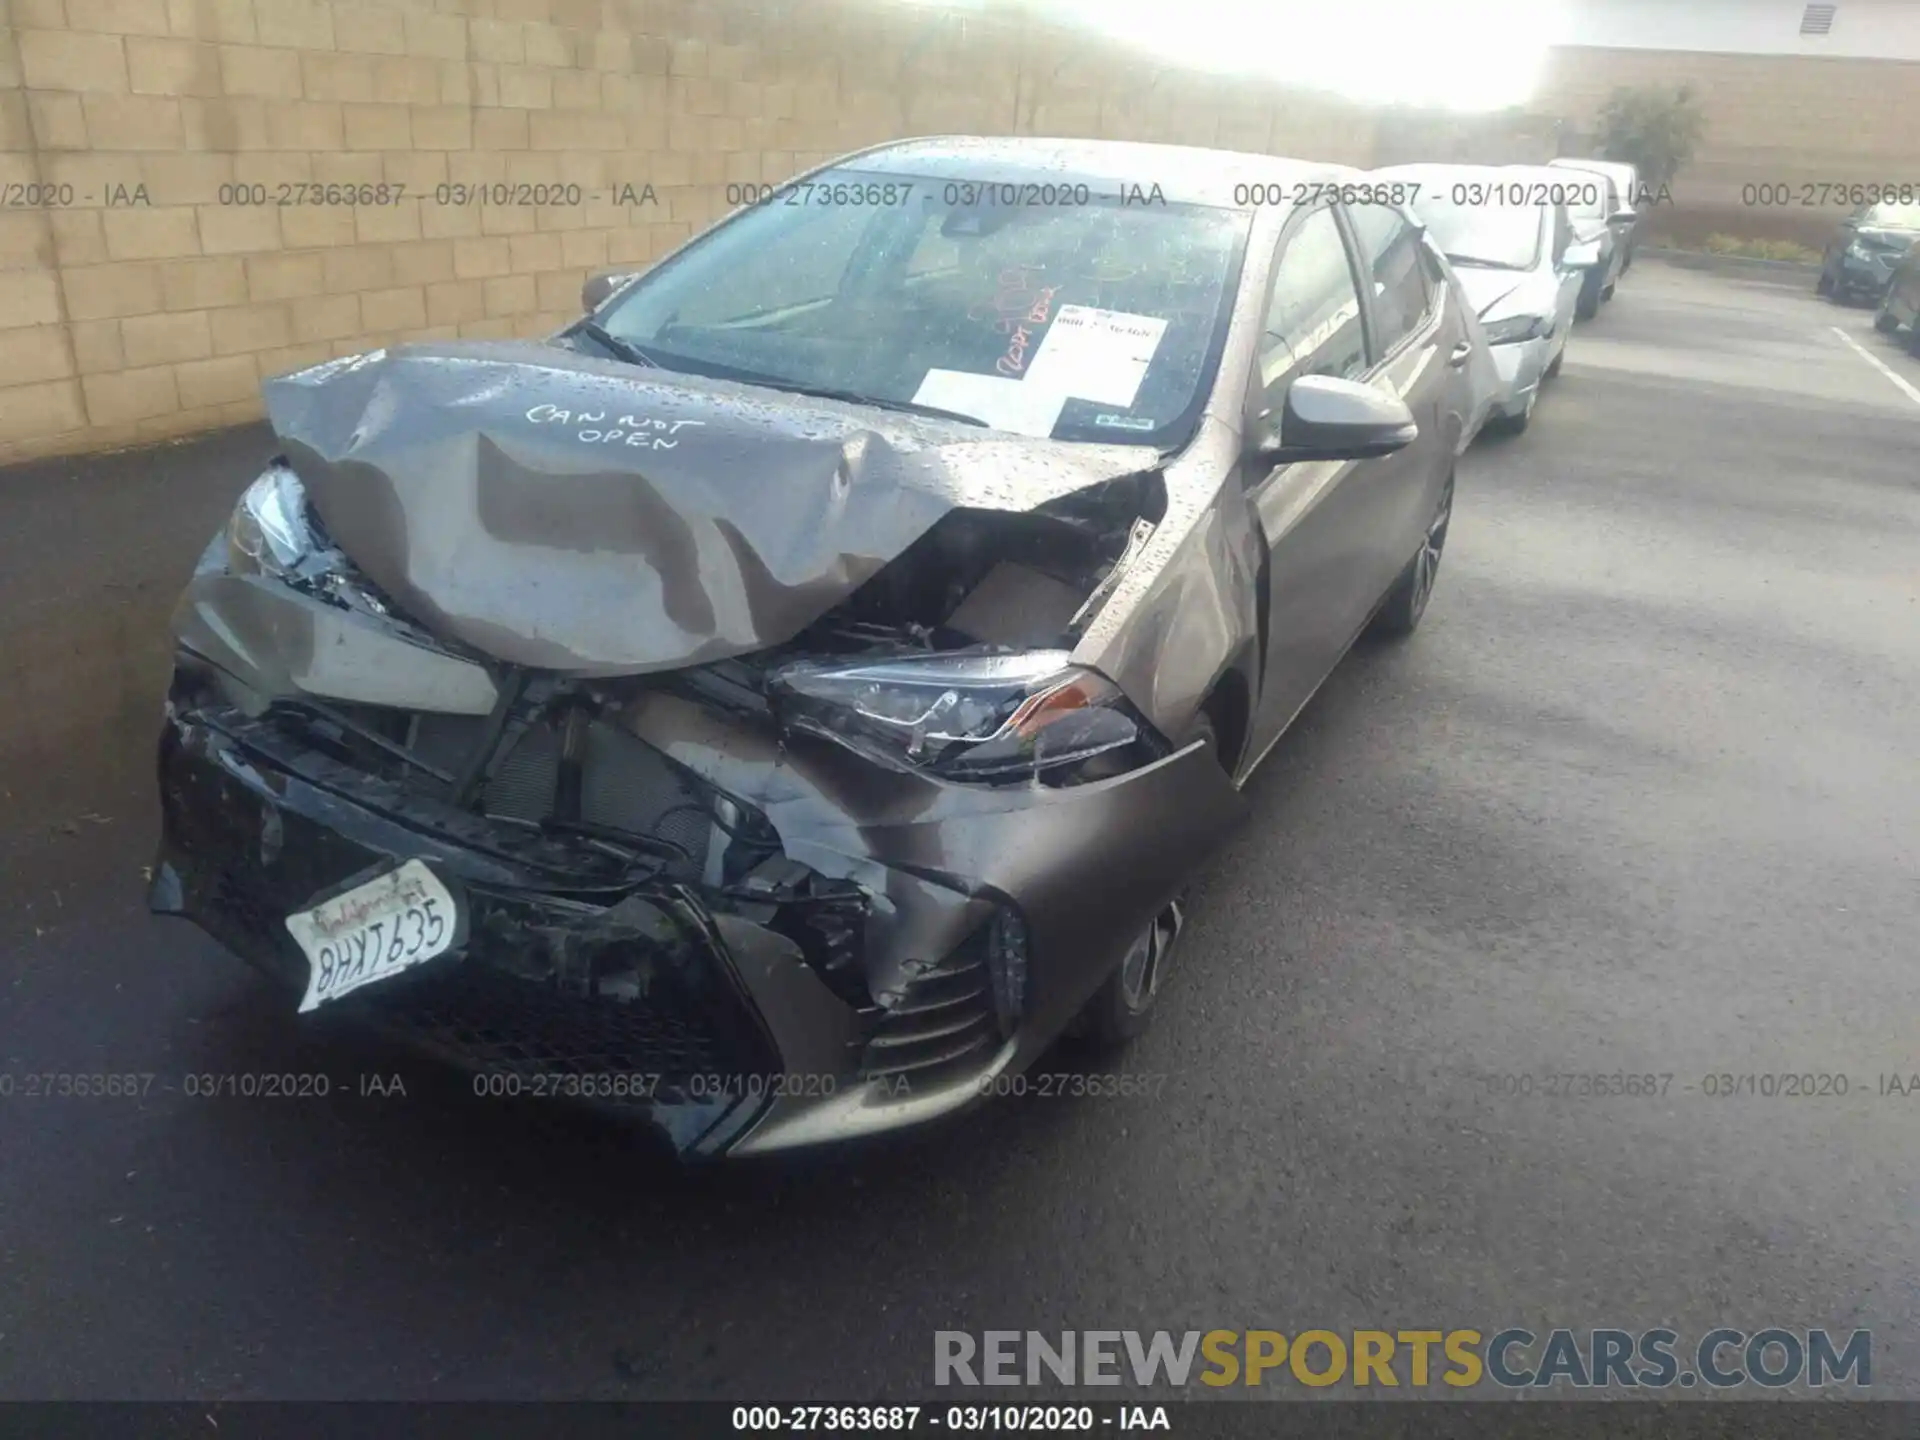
left=1481, top=313, right=1545, bottom=345
left=767, top=650, right=1154, bottom=783
left=227, top=463, right=317, bottom=579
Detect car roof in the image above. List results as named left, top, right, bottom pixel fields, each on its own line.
left=1368, top=163, right=1566, bottom=214
left=1372, top=161, right=1580, bottom=186
left=1373, top=162, right=1541, bottom=178
left=846, top=135, right=1362, bottom=210
left=1551, top=156, right=1637, bottom=185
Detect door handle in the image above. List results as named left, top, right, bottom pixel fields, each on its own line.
left=1448, top=340, right=1473, bottom=368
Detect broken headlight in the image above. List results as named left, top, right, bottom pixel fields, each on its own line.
left=767, top=650, right=1155, bottom=783
left=227, top=463, right=317, bottom=579
left=224, top=463, right=394, bottom=619
left=1481, top=313, right=1546, bottom=345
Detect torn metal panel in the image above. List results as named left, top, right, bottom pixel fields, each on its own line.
left=1068, top=418, right=1266, bottom=747
left=613, top=688, right=1246, bottom=1043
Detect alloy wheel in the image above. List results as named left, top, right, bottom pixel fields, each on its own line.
left=1118, top=898, right=1185, bottom=1013
left=1410, top=476, right=1454, bottom=620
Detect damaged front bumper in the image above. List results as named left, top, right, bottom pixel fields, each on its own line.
left=151, top=612, right=1242, bottom=1160
left=1488, top=334, right=1554, bottom=420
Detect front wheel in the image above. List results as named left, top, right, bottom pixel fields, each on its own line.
left=1874, top=305, right=1900, bottom=334
left=1367, top=471, right=1453, bottom=641
left=1575, top=273, right=1601, bottom=320
left=1073, top=715, right=1216, bottom=1050
left=1489, top=389, right=1534, bottom=435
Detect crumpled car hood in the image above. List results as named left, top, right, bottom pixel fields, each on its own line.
left=263, top=342, right=1157, bottom=675
left=1452, top=266, right=1530, bottom=317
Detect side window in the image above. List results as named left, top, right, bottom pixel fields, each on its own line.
left=1345, top=202, right=1435, bottom=357
left=1257, top=206, right=1367, bottom=401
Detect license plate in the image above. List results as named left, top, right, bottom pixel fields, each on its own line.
left=285, top=860, right=461, bottom=1013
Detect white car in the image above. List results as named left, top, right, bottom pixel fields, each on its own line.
left=1550, top=157, right=1643, bottom=271
left=1372, top=164, right=1598, bottom=434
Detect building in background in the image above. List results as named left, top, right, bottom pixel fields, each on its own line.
left=1537, top=0, right=1920, bottom=245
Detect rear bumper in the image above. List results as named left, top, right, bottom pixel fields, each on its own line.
left=1837, top=252, right=1900, bottom=296
left=152, top=643, right=1243, bottom=1157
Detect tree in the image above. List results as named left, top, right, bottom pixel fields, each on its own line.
left=1593, top=84, right=1707, bottom=195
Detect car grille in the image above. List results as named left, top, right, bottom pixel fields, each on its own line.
left=350, top=959, right=747, bottom=1101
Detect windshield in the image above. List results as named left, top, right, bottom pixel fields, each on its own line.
left=591, top=167, right=1251, bottom=446
left=1862, top=201, right=1920, bottom=230
left=1406, top=191, right=1544, bottom=270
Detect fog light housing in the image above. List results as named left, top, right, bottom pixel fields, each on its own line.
left=986, top=906, right=1029, bottom=1037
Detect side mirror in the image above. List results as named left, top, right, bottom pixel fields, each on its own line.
left=1563, top=239, right=1603, bottom=269
left=581, top=269, right=641, bottom=314
left=1252, top=375, right=1418, bottom=463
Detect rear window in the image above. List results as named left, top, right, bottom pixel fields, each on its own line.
left=1862, top=201, right=1920, bottom=229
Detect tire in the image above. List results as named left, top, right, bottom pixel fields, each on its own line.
left=1367, top=470, right=1454, bottom=641
left=1073, top=713, right=1218, bottom=1050
left=1489, top=391, right=1534, bottom=435
left=1874, top=305, right=1900, bottom=334
left=1575, top=274, right=1601, bottom=320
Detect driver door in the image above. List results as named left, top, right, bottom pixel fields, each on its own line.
left=1238, top=203, right=1381, bottom=762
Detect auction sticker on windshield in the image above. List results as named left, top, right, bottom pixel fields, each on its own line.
left=1020, top=305, right=1167, bottom=408
left=286, top=860, right=461, bottom=1013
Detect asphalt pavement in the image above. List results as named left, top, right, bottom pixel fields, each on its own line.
left=2, top=259, right=1918, bottom=1400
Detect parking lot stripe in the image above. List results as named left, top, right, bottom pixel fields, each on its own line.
left=1831, top=326, right=1920, bottom=409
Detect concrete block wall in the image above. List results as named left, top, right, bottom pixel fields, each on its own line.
left=0, top=0, right=1379, bottom=462
left=1536, top=45, right=1920, bottom=247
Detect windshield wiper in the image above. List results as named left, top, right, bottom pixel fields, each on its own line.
left=747, top=380, right=987, bottom=427
left=568, top=320, right=663, bottom=369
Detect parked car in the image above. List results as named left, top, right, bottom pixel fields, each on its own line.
left=149, top=137, right=1476, bottom=1160
left=1818, top=200, right=1920, bottom=304
left=1431, top=251, right=1501, bottom=450
left=1549, top=157, right=1643, bottom=270
left=1872, top=241, right=1920, bottom=355
left=1373, top=163, right=1591, bottom=434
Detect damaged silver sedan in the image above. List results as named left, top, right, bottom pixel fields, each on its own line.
left=149, top=138, right=1473, bottom=1158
